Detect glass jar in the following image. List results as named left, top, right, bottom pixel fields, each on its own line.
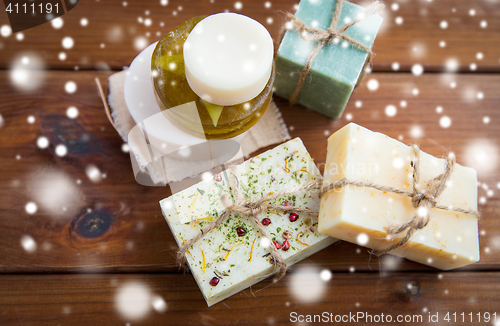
left=151, top=14, right=275, bottom=140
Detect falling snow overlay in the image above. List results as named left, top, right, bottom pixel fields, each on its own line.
left=0, top=0, right=498, bottom=322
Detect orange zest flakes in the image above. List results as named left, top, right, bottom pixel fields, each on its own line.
left=196, top=215, right=214, bottom=223
left=200, top=244, right=206, bottom=273
left=266, top=211, right=281, bottom=217
left=282, top=159, right=291, bottom=173
left=186, top=249, right=194, bottom=261
left=224, top=242, right=245, bottom=261
left=296, top=232, right=309, bottom=247
left=249, top=238, right=256, bottom=262
left=189, top=192, right=199, bottom=228
left=294, top=169, right=312, bottom=182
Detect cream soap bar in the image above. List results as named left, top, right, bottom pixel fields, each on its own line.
left=319, top=123, right=479, bottom=270
left=160, top=138, right=337, bottom=306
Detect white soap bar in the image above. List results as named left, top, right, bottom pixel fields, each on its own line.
left=319, top=123, right=479, bottom=270
left=183, top=13, right=274, bottom=106
left=160, top=138, right=337, bottom=306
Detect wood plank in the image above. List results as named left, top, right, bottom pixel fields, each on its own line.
left=0, top=70, right=498, bottom=273
left=0, top=0, right=499, bottom=71
left=1, top=272, right=500, bottom=325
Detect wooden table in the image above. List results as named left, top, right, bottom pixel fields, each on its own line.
left=1, top=0, right=499, bottom=325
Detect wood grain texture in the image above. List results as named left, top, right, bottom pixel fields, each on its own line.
left=1, top=1, right=499, bottom=321
left=0, top=0, right=499, bottom=72
left=1, top=272, right=500, bottom=325
left=0, top=70, right=498, bottom=273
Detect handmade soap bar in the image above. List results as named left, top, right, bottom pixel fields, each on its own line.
left=184, top=13, right=274, bottom=106
left=274, top=0, right=383, bottom=118
left=319, top=123, right=480, bottom=270
left=160, top=138, right=337, bottom=306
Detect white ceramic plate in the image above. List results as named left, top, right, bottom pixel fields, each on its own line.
left=123, top=42, right=247, bottom=146
left=123, top=42, right=207, bottom=147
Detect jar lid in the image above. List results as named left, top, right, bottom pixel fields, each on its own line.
left=183, top=13, right=274, bottom=106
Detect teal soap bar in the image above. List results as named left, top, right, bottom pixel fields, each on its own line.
left=274, top=0, right=383, bottom=118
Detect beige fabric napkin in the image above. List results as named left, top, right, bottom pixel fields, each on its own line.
left=99, top=70, right=290, bottom=185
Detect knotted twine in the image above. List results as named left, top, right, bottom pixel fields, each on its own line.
left=176, top=145, right=481, bottom=280
left=283, top=0, right=385, bottom=104
left=177, top=166, right=321, bottom=281
left=320, top=145, right=481, bottom=255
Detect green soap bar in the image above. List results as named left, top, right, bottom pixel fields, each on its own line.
left=274, top=0, right=383, bottom=118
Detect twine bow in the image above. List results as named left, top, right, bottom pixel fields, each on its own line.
left=320, top=145, right=481, bottom=255
left=177, top=166, right=321, bottom=281
left=283, top=0, right=385, bottom=104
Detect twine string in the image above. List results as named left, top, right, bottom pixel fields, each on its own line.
left=177, top=146, right=480, bottom=278
left=95, top=77, right=118, bottom=131
left=320, top=146, right=481, bottom=256
left=177, top=166, right=321, bottom=281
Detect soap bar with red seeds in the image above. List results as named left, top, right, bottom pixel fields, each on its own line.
left=160, top=138, right=337, bottom=306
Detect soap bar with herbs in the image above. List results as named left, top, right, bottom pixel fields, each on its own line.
left=274, top=0, right=383, bottom=118
left=160, top=138, right=337, bottom=306
left=319, top=123, right=480, bottom=270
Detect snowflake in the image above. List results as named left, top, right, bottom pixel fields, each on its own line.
left=385, top=105, right=397, bottom=117
left=62, top=37, right=74, bottom=49
left=439, top=116, right=451, bottom=128
left=65, top=81, right=77, bottom=93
